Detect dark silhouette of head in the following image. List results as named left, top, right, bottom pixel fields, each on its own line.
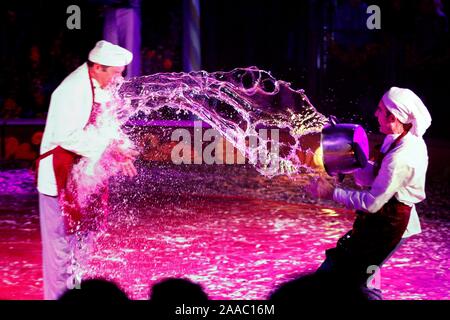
left=269, top=271, right=369, bottom=304
left=150, top=277, right=208, bottom=302
left=59, top=278, right=129, bottom=302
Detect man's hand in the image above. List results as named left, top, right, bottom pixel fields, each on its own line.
left=120, top=159, right=138, bottom=177
left=306, top=176, right=335, bottom=200
left=116, top=148, right=139, bottom=177
left=108, top=140, right=139, bottom=177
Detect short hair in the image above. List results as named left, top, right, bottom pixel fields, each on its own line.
left=87, top=60, right=109, bottom=71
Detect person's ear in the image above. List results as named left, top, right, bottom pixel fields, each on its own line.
left=91, top=63, right=103, bottom=75
left=387, top=114, right=397, bottom=123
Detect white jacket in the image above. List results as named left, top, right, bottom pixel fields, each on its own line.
left=333, top=132, right=427, bottom=238
left=37, top=63, right=111, bottom=196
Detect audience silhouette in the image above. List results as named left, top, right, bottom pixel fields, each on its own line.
left=269, top=271, right=369, bottom=304
left=150, top=277, right=209, bottom=302
left=58, top=278, right=129, bottom=302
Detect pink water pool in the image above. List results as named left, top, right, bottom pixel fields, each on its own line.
left=0, top=165, right=449, bottom=300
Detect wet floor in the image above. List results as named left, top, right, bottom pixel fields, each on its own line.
left=0, top=164, right=449, bottom=300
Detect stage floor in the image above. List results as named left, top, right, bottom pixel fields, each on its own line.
left=0, top=163, right=449, bottom=300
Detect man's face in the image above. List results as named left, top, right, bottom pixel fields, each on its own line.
left=92, top=64, right=125, bottom=88
left=375, top=101, right=394, bottom=134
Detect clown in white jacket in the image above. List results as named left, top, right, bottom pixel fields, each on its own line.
left=37, top=40, right=137, bottom=300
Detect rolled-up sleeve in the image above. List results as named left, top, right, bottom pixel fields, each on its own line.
left=333, top=154, right=413, bottom=213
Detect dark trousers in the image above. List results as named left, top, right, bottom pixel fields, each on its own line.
left=316, top=197, right=411, bottom=299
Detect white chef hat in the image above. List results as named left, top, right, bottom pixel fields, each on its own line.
left=381, top=87, right=432, bottom=137
left=88, top=40, right=133, bottom=67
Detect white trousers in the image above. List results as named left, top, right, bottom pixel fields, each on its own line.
left=39, top=193, right=74, bottom=300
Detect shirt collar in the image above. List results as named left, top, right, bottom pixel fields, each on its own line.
left=381, top=133, right=401, bottom=153
left=91, top=78, right=101, bottom=89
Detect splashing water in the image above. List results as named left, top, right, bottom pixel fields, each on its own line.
left=64, top=67, right=329, bottom=284
left=117, top=67, right=328, bottom=171
left=71, top=67, right=328, bottom=207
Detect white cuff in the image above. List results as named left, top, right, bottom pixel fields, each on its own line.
left=333, top=187, right=347, bottom=205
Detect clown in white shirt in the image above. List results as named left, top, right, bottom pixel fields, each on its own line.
left=36, top=40, right=138, bottom=300
left=308, top=87, right=432, bottom=299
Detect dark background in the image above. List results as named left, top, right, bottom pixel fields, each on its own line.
left=1, top=0, right=449, bottom=139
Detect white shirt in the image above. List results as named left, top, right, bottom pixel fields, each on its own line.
left=37, top=63, right=111, bottom=196
left=333, top=132, right=428, bottom=238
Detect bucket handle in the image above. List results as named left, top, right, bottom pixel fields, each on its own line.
left=329, top=115, right=339, bottom=126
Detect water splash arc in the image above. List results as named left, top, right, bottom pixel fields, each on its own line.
left=67, top=67, right=329, bottom=228
left=116, top=66, right=328, bottom=175
left=64, top=67, right=330, bottom=280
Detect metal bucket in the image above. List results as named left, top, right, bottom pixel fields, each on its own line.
left=321, top=119, right=369, bottom=177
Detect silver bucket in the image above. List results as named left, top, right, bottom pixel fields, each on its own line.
left=321, top=119, right=369, bottom=177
